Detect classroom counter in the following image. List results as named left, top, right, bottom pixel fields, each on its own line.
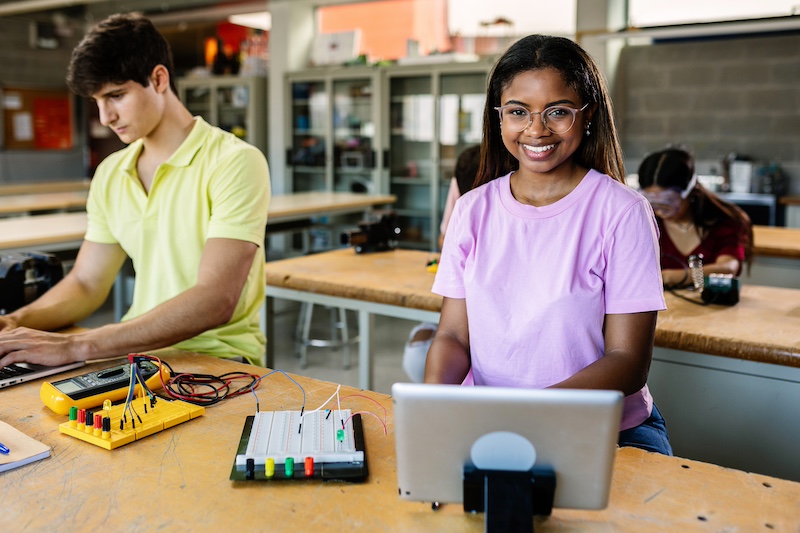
left=0, top=190, right=88, bottom=216
left=748, top=225, right=800, bottom=289
left=752, top=224, right=800, bottom=259
left=1, top=351, right=798, bottom=532
left=657, top=286, right=800, bottom=368
left=265, top=248, right=800, bottom=368
left=264, top=248, right=800, bottom=481
left=0, top=179, right=90, bottom=195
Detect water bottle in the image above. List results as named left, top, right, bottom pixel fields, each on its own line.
left=688, top=254, right=704, bottom=291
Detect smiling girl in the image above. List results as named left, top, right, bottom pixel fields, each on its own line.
left=425, top=35, right=672, bottom=455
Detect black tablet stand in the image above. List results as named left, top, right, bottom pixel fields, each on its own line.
left=463, top=462, right=556, bottom=533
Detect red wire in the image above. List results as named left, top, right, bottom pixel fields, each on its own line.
left=127, top=353, right=261, bottom=403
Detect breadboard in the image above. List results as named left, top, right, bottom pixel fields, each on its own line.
left=58, top=397, right=205, bottom=450
left=230, top=410, right=367, bottom=482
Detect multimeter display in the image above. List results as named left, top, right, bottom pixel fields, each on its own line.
left=50, top=361, right=160, bottom=400
left=41, top=361, right=169, bottom=415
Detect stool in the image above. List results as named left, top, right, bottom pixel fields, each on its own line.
left=295, top=302, right=359, bottom=370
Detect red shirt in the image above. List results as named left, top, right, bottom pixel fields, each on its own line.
left=658, top=217, right=747, bottom=276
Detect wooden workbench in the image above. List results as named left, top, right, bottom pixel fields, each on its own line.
left=266, top=246, right=441, bottom=311
left=752, top=224, right=800, bottom=259
left=0, top=191, right=88, bottom=216
left=265, top=248, right=800, bottom=368
left=0, top=192, right=396, bottom=253
left=657, top=287, right=800, bottom=367
left=0, top=351, right=797, bottom=532
left=0, top=179, right=90, bottom=196
left=0, top=211, right=86, bottom=253
left=267, top=191, right=396, bottom=223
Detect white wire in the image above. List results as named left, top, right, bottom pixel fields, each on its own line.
left=300, top=384, right=341, bottom=421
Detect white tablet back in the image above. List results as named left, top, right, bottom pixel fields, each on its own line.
left=392, top=383, right=623, bottom=509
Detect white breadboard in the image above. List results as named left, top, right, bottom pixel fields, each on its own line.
left=235, top=409, right=363, bottom=466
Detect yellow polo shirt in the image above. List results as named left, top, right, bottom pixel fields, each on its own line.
left=85, top=117, right=270, bottom=364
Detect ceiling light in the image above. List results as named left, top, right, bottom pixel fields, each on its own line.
left=228, top=11, right=271, bottom=31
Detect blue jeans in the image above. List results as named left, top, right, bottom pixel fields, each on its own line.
left=618, top=403, right=673, bottom=456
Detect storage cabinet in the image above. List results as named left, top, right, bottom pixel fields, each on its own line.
left=785, top=204, right=800, bottom=228
left=287, top=68, right=384, bottom=194
left=281, top=62, right=490, bottom=250
left=177, top=75, right=267, bottom=154
left=383, top=62, right=490, bottom=250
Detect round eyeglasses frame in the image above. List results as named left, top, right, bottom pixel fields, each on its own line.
left=494, top=103, right=590, bottom=134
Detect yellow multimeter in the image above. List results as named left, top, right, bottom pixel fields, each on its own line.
left=40, top=361, right=171, bottom=415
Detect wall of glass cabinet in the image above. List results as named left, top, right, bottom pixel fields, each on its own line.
left=177, top=75, right=267, bottom=155
left=383, top=62, right=490, bottom=251
left=281, top=62, right=490, bottom=251
left=286, top=68, right=384, bottom=195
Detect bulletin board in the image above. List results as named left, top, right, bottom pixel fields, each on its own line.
left=1, top=86, right=74, bottom=150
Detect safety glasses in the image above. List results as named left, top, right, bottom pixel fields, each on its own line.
left=641, top=173, right=697, bottom=218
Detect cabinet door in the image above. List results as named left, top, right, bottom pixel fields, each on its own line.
left=290, top=81, right=328, bottom=192
left=180, top=78, right=264, bottom=151
left=785, top=205, right=800, bottom=228
left=438, top=73, right=486, bottom=221
left=182, top=83, right=215, bottom=125
left=332, top=78, right=375, bottom=193
left=214, top=83, right=252, bottom=143
left=389, top=76, right=435, bottom=249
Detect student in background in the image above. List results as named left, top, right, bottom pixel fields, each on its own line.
left=638, top=147, right=753, bottom=288
left=437, top=145, right=482, bottom=249
left=401, top=145, right=480, bottom=383
left=0, top=13, right=270, bottom=368
left=425, top=35, right=672, bottom=455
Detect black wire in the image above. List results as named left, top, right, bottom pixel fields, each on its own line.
left=158, top=371, right=260, bottom=407
left=661, top=252, right=690, bottom=290
left=666, top=287, right=719, bottom=306
left=157, top=359, right=176, bottom=377
left=130, top=354, right=260, bottom=407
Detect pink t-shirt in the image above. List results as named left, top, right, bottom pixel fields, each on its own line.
left=432, top=170, right=666, bottom=431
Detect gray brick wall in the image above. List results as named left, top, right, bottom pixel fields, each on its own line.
left=615, top=32, right=800, bottom=194
left=0, top=17, right=85, bottom=183
left=0, top=18, right=81, bottom=87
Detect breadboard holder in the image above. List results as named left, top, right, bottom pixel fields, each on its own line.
left=230, top=409, right=367, bottom=482
left=59, top=397, right=205, bottom=450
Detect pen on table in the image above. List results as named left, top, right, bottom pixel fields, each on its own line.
left=0, top=443, right=9, bottom=454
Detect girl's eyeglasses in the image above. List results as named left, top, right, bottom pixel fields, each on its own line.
left=494, top=103, right=589, bottom=134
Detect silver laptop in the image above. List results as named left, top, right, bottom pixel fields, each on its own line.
left=392, top=383, right=623, bottom=510
left=0, top=361, right=85, bottom=389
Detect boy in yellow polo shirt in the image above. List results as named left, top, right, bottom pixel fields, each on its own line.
left=0, top=13, right=270, bottom=367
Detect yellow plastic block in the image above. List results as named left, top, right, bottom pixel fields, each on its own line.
left=58, top=397, right=204, bottom=450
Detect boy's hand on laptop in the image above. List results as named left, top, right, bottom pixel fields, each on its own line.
left=0, top=327, right=81, bottom=368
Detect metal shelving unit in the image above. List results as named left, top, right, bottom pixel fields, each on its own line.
left=177, top=75, right=267, bottom=155
left=286, top=67, right=385, bottom=195
left=383, top=61, right=490, bottom=250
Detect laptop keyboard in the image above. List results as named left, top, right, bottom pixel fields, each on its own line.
left=0, top=364, right=36, bottom=380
